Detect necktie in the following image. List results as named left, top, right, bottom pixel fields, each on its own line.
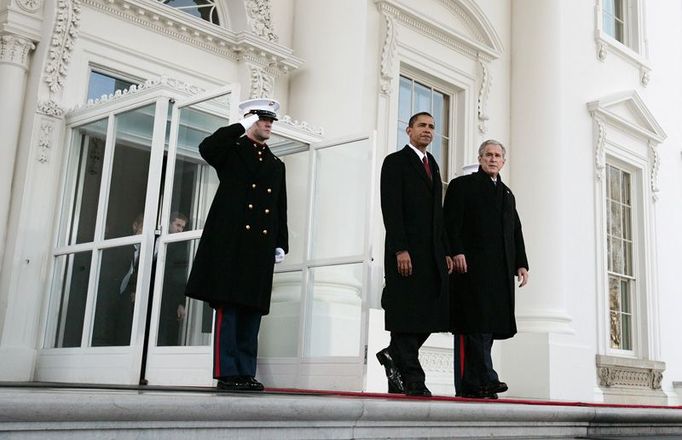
left=422, top=156, right=432, bottom=180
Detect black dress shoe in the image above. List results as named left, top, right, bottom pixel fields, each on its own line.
left=216, top=376, right=255, bottom=391
left=376, top=348, right=405, bottom=394
left=485, top=381, right=508, bottom=394
left=459, top=389, right=498, bottom=399
left=404, top=382, right=432, bottom=397
left=243, top=376, right=265, bottom=391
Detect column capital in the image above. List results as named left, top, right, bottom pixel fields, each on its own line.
left=0, top=33, right=35, bottom=70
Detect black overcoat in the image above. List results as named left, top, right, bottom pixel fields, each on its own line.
left=443, top=168, right=528, bottom=339
left=380, top=146, right=450, bottom=333
left=185, top=123, right=288, bottom=315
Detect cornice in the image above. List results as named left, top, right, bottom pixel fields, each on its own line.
left=81, top=0, right=303, bottom=73
left=375, top=0, right=500, bottom=62
left=587, top=90, right=666, bottom=144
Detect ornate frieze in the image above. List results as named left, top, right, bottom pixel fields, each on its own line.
left=477, top=58, right=490, bottom=134
left=596, top=355, right=665, bottom=391
left=278, top=115, right=324, bottom=137
left=419, top=349, right=453, bottom=375
left=649, top=140, right=660, bottom=202
left=245, top=0, right=278, bottom=43
left=44, top=0, right=81, bottom=94
left=36, top=120, right=55, bottom=164
left=37, top=99, right=65, bottom=118
left=594, top=118, right=606, bottom=180
left=15, top=0, right=43, bottom=13
left=0, top=34, right=36, bottom=69
left=249, top=65, right=275, bottom=99
left=379, top=12, right=397, bottom=96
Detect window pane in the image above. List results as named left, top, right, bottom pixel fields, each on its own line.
left=608, top=276, right=621, bottom=349
left=622, top=171, right=631, bottom=205
left=414, top=81, right=431, bottom=113
left=610, top=201, right=622, bottom=238
left=607, top=236, right=613, bottom=272
left=170, top=99, right=228, bottom=232
left=621, top=313, right=632, bottom=350
left=612, top=237, right=624, bottom=274
left=279, top=150, right=310, bottom=265
left=432, top=91, right=446, bottom=135
left=160, top=0, right=220, bottom=25
left=261, top=271, right=303, bottom=357
left=431, top=133, right=443, bottom=171
left=92, top=245, right=139, bottom=346
left=48, top=251, right=93, bottom=348
left=624, top=241, right=633, bottom=276
left=397, top=121, right=409, bottom=149
left=622, top=206, right=631, bottom=239
left=88, top=71, right=135, bottom=102
left=620, top=279, right=631, bottom=313
left=305, top=263, right=363, bottom=357
left=311, top=139, right=372, bottom=259
left=157, top=238, right=212, bottom=346
left=104, top=105, right=156, bottom=239
left=398, top=76, right=412, bottom=124
left=65, top=119, right=108, bottom=245
left=608, top=166, right=621, bottom=202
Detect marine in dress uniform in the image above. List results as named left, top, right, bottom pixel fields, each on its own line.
left=443, top=139, right=529, bottom=399
left=184, top=98, right=288, bottom=392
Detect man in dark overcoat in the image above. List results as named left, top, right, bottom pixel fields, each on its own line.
left=185, top=98, right=288, bottom=391
left=377, top=112, right=453, bottom=397
left=443, top=139, right=528, bottom=399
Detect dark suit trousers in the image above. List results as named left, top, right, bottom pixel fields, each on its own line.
left=389, top=332, right=430, bottom=385
left=213, top=305, right=262, bottom=379
left=454, top=333, right=499, bottom=394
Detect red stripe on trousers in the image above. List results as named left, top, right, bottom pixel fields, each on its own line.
left=214, top=307, right=223, bottom=378
left=459, top=335, right=465, bottom=379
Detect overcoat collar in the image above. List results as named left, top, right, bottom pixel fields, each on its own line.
left=236, top=135, right=277, bottom=179
left=401, top=145, right=433, bottom=190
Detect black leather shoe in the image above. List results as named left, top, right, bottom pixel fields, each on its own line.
left=460, top=389, right=498, bottom=399
left=376, top=348, right=405, bottom=394
left=217, top=376, right=255, bottom=391
left=485, top=381, right=508, bottom=394
left=404, top=382, right=432, bottom=397
left=243, top=376, right=265, bottom=391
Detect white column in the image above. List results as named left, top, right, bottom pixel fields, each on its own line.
left=0, top=33, right=35, bottom=270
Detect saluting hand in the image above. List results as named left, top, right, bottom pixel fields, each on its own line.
left=453, top=254, right=467, bottom=273
left=396, top=251, right=412, bottom=277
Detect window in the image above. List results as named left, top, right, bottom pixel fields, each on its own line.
left=87, top=70, right=137, bottom=102
left=157, top=0, right=220, bottom=25
left=397, top=75, right=450, bottom=179
left=606, top=164, right=634, bottom=351
left=602, top=0, right=625, bottom=43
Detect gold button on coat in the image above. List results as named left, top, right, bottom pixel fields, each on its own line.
left=245, top=225, right=251, bottom=230
left=267, top=188, right=272, bottom=193
left=248, top=204, right=253, bottom=209
left=264, top=209, right=270, bottom=214
left=252, top=183, right=256, bottom=188
left=262, top=229, right=268, bottom=235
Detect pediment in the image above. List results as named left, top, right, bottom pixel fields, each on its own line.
left=587, top=90, right=666, bottom=143
left=376, top=0, right=503, bottom=60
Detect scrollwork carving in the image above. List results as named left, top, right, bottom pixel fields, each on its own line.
left=379, top=13, right=397, bottom=95
left=37, top=121, right=54, bottom=164
left=37, top=100, right=65, bottom=117
left=44, top=0, right=81, bottom=94
left=245, top=0, right=278, bottom=43
left=597, top=42, right=607, bottom=61
left=16, top=0, right=42, bottom=13
left=595, top=119, right=606, bottom=180
left=649, top=140, right=660, bottom=201
left=477, top=58, right=491, bottom=134
left=249, top=65, right=275, bottom=99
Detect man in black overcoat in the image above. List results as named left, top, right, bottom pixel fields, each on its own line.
left=185, top=98, right=288, bottom=391
left=443, top=139, right=529, bottom=399
left=377, top=112, right=453, bottom=397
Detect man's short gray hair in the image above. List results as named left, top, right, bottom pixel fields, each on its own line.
left=478, top=139, right=506, bottom=158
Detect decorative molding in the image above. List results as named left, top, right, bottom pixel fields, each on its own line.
left=36, top=120, right=54, bottom=164
left=477, top=58, right=490, bottom=134
left=419, top=349, right=453, bottom=375
left=44, top=0, right=81, bottom=94
left=75, top=76, right=205, bottom=110
left=379, top=12, right=397, bottom=96
left=375, top=0, right=502, bottom=62
left=80, top=0, right=302, bottom=73
left=245, top=0, right=278, bottom=43
left=249, top=64, right=275, bottom=98
left=597, top=41, right=607, bottom=61
left=37, top=99, right=65, bottom=117
left=596, top=355, right=665, bottom=390
left=0, top=33, right=36, bottom=69
left=649, top=140, right=659, bottom=201
left=278, top=115, right=324, bottom=137
left=587, top=90, right=666, bottom=144
left=594, top=118, right=606, bottom=180
left=640, top=65, right=651, bottom=87
left=15, top=0, right=43, bottom=13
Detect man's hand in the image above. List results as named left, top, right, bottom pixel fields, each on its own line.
left=446, top=255, right=454, bottom=274
left=517, top=267, right=529, bottom=287
left=396, top=251, right=412, bottom=277
left=239, top=113, right=260, bottom=131
left=177, top=304, right=186, bottom=321
left=453, top=254, right=467, bottom=273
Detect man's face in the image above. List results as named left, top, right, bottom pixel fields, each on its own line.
left=478, top=144, right=506, bottom=178
left=248, top=117, right=274, bottom=143
left=169, top=218, right=186, bottom=234
left=406, top=115, right=435, bottom=149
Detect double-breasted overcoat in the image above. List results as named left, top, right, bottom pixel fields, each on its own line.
left=443, top=168, right=528, bottom=339
left=380, top=146, right=450, bottom=334
left=185, top=123, right=288, bottom=315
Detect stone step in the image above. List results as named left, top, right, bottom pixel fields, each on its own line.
left=2, top=385, right=682, bottom=439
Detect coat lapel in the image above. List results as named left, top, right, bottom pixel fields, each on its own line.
left=401, top=145, right=433, bottom=190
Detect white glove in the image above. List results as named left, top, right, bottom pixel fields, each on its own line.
left=239, top=113, right=260, bottom=131
left=274, top=247, right=285, bottom=264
